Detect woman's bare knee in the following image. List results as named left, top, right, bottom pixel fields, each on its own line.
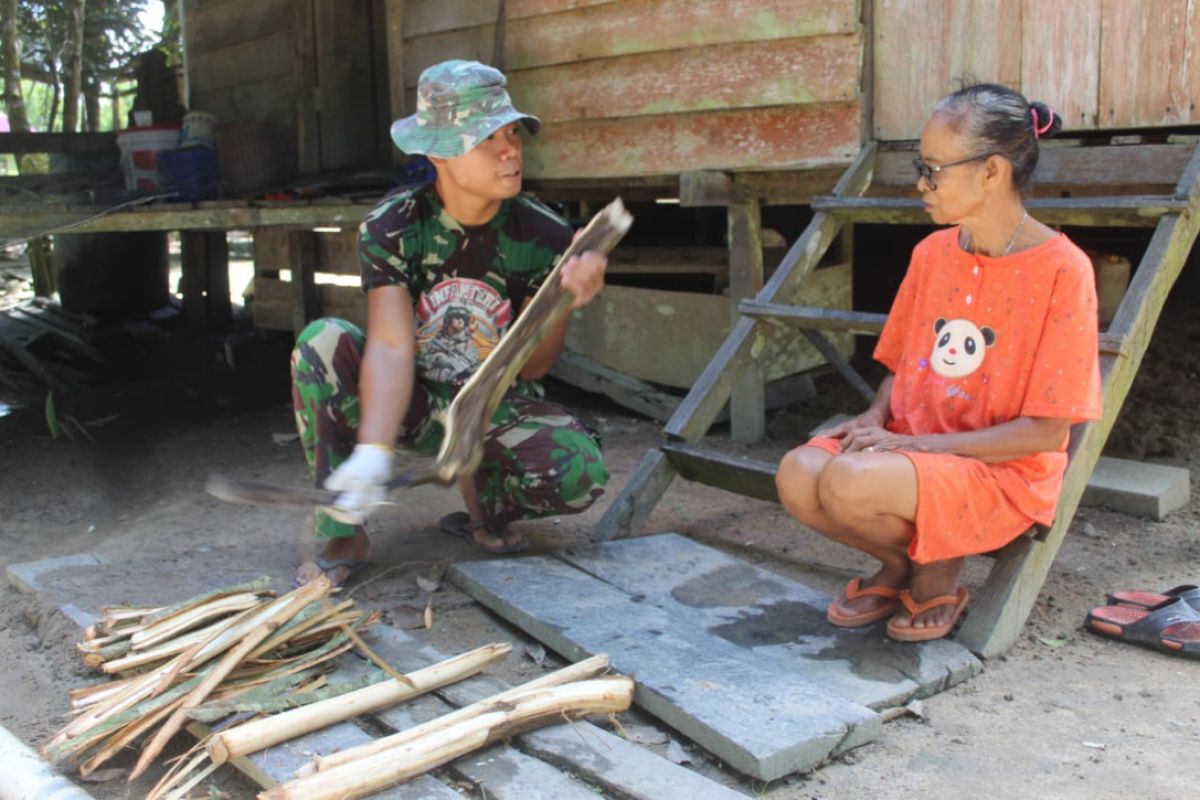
left=816, top=455, right=875, bottom=525
left=776, top=446, right=828, bottom=522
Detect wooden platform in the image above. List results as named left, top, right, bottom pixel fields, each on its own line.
left=450, top=533, right=980, bottom=781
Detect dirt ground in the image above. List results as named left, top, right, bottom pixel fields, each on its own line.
left=1, top=283, right=1198, bottom=799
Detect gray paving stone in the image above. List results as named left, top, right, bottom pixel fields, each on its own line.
left=1082, top=455, right=1190, bottom=520
left=363, top=625, right=750, bottom=800
left=56, top=603, right=101, bottom=630
left=6, top=553, right=106, bottom=594
left=450, top=555, right=881, bottom=781
left=555, top=533, right=981, bottom=708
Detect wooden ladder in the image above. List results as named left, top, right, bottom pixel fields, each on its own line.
left=593, top=138, right=1200, bottom=657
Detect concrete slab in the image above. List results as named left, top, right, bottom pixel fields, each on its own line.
left=6, top=553, right=106, bottom=594
left=362, top=625, right=751, bottom=800
left=1082, top=456, right=1190, bottom=520
left=555, top=534, right=980, bottom=708
left=450, top=554, right=882, bottom=781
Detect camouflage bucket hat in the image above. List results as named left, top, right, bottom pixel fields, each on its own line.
left=390, top=60, right=540, bottom=158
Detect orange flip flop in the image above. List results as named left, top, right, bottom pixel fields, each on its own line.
left=886, top=586, right=970, bottom=642
left=827, top=577, right=903, bottom=627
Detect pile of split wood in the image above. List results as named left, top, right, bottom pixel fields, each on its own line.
left=47, top=576, right=634, bottom=800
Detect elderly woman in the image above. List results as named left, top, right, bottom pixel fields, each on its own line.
left=776, top=83, right=1102, bottom=642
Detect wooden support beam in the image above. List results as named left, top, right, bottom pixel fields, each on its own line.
left=384, top=0, right=406, bottom=167
left=956, top=142, right=1200, bottom=657
left=802, top=329, right=873, bottom=403
left=294, top=0, right=320, bottom=173
left=0, top=202, right=367, bottom=238
left=289, top=230, right=321, bottom=335
left=727, top=200, right=764, bottom=443
left=549, top=350, right=681, bottom=423
left=180, top=231, right=232, bottom=331
left=0, top=132, right=116, bottom=154
left=812, top=195, right=1186, bottom=227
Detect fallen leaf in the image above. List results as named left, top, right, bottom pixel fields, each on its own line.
left=1039, top=636, right=1069, bottom=648
left=423, top=599, right=433, bottom=630
left=271, top=432, right=300, bottom=445
left=416, top=576, right=441, bottom=594
left=78, top=768, right=125, bottom=783
left=523, top=643, right=546, bottom=666
left=389, top=604, right=428, bottom=630
left=665, top=739, right=692, bottom=765
left=620, top=724, right=669, bottom=746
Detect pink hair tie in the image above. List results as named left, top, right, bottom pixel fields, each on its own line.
left=1031, top=107, right=1055, bottom=138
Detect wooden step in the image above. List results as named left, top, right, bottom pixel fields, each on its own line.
left=738, top=302, right=886, bottom=334
left=810, top=195, right=1188, bottom=227
left=661, top=441, right=779, bottom=502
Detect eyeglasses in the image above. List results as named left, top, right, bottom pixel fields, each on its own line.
left=912, top=153, right=994, bottom=190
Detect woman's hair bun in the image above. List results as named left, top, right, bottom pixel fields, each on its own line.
left=1029, top=101, right=1063, bottom=140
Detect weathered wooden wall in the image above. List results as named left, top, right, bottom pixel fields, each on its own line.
left=400, top=0, right=864, bottom=179
left=183, top=0, right=386, bottom=174
left=874, top=0, right=1200, bottom=140
left=183, top=0, right=296, bottom=140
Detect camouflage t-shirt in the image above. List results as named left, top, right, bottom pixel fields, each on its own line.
left=358, top=183, right=572, bottom=386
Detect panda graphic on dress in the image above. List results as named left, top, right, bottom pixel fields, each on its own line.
left=930, top=317, right=995, bottom=379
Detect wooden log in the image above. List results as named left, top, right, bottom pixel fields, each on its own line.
left=205, top=642, right=512, bottom=765
left=303, top=652, right=611, bottom=775
left=261, top=677, right=635, bottom=800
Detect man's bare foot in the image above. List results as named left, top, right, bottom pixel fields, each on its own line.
left=887, top=558, right=966, bottom=635
left=295, top=530, right=370, bottom=587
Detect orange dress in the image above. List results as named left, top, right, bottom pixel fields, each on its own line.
left=807, top=229, right=1102, bottom=562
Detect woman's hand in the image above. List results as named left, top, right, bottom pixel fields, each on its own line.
left=839, top=425, right=918, bottom=454
left=814, top=406, right=888, bottom=439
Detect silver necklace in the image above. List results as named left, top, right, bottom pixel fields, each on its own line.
left=962, top=209, right=1029, bottom=257
left=1002, top=209, right=1029, bottom=256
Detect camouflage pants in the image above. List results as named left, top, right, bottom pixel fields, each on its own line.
left=291, top=318, right=608, bottom=539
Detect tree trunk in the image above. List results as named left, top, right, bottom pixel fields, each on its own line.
left=61, top=0, right=87, bottom=133
left=0, top=0, right=30, bottom=134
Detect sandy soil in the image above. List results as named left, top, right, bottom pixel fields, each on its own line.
left=1, top=288, right=1198, bottom=800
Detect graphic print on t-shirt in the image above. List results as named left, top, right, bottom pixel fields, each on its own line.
left=414, top=278, right=513, bottom=384
left=929, top=317, right=995, bottom=379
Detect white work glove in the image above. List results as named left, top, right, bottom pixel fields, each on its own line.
left=322, top=444, right=394, bottom=524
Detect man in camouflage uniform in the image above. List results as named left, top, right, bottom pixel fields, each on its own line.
left=292, top=60, right=609, bottom=586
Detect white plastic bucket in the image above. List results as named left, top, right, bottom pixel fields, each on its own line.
left=180, top=111, right=218, bottom=149
left=116, top=126, right=180, bottom=191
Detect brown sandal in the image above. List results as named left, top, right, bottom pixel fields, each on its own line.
left=827, top=577, right=903, bottom=627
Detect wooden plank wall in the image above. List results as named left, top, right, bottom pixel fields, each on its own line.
left=874, top=0, right=1200, bottom=140
left=183, top=0, right=296, bottom=134
left=400, top=0, right=864, bottom=179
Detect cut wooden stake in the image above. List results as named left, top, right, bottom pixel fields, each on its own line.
left=131, top=593, right=263, bottom=650
left=306, top=652, right=609, bottom=774
left=207, top=641, right=512, bottom=765
left=263, top=676, right=634, bottom=800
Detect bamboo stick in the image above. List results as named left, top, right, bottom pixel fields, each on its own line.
left=245, top=599, right=353, bottom=660
left=138, top=577, right=272, bottom=626
left=101, top=613, right=243, bottom=674
left=128, top=577, right=332, bottom=782
left=207, top=642, right=512, bottom=765
left=262, top=677, right=634, bottom=800
left=78, top=696, right=183, bottom=776
left=131, top=593, right=263, bottom=650
left=305, top=652, right=608, bottom=775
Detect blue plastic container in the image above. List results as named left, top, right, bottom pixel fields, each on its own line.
left=157, top=147, right=220, bottom=201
